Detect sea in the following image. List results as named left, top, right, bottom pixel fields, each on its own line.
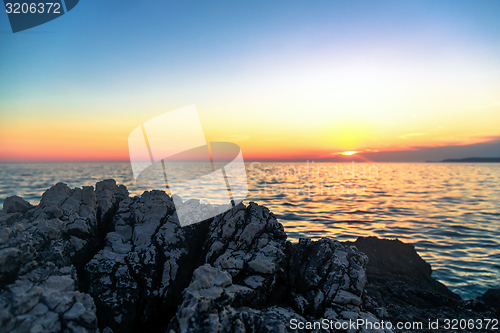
left=0, top=161, right=499, bottom=300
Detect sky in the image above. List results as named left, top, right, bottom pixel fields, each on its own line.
left=1, top=0, right=500, bottom=162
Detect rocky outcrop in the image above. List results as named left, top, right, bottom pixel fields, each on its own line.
left=349, top=237, right=499, bottom=333
left=479, top=289, right=500, bottom=315
left=85, top=190, right=211, bottom=332
left=1, top=180, right=498, bottom=333
left=287, top=239, right=371, bottom=318
left=167, top=205, right=391, bottom=333
left=0, top=180, right=127, bottom=332
left=2, top=196, right=33, bottom=214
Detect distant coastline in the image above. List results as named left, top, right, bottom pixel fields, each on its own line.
left=426, top=157, right=500, bottom=163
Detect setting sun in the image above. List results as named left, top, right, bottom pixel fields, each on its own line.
left=340, top=151, right=357, bottom=156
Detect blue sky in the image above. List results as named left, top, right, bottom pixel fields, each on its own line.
left=1, top=0, right=500, bottom=161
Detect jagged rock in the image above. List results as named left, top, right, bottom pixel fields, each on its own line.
left=203, top=203, right=287, bottom=300
left=85, top=190, right=210, bottom=333
left=173, top=194, right=232, bottom=227
left=288, top=238, right=368, bottom=316
left=166, top=203, right=293, bottom=332
left=167, top=205, right=391, bottom=333
left=95, top=180, right=129, bottom=224
left=0, top=180, right=129, bottom=332
left=2, top=180, right=496, bottom=333
left=167, top=264, right=307, bottom=333
left=0, top=265, right=97, bottom=333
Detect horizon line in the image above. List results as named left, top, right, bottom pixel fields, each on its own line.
left=0, top=159, right=438, bottom=163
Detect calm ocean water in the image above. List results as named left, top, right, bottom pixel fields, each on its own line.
left=1, top=162, right=499, bottom=299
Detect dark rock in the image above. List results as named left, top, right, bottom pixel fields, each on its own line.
left=95, top=179, right=129, bottom=224
left=479, top=289, right=500, bottom=316
left=349, top=237, right=498, bottom=332
left=350, top=237, right=459, bottom=300
left=166, top=203, right=297, bottom=332
left=0, top=264, right=98, bottom=332
left=0, top=180, right=129, bottom=332
left=202, top=202, right=287, bottom=302
left=288, top=238, right=368, bottom=317
left=167, top=204, right=391, bottom=333
left=1, top=180, right=496, bottom=333
left=166, top=264, right=307, bottom=333
left=85, top=190, right=211, bottom=333
left=2, top=196, right=33, bottom=214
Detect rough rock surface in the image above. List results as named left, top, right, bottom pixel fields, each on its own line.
left=1, top=180, right=498, bottom=333
left=0, top=180, right=127, bottom=332
left=168, top=204, right=391, bottom=333
left=85, top=190, right=210, bottom=332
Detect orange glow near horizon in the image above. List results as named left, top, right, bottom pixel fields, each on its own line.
left=2, top=84, right=500, bottom=162
left=1, top=114, right=500, bottom=162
